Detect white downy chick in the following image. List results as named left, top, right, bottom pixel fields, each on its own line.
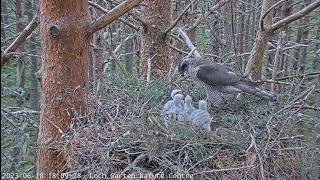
left=189, top=100, right=212, bottom=131
left=183, top=95, right=196, bottom=121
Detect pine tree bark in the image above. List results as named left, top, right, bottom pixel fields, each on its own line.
left=88, top=48, right=94, bottom=89
left=140, top=0, right=171, bottom=78
left=36, top=1, right=91, bottom=178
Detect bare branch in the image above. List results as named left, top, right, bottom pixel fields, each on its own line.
left=104, top=0, right=147, bottom=26
left=187, top=0, right=230, bottom=32
left=106, top=48, right=129, bottom=78
left=89, top=1, right=139, bottom=31
left=170, top=33, right=185, bottom=43
left=165, top=0, right=198, bottom=34
left=114, top=35, right=133, bottom=53
left=291, top=105, right=320, bottom=111
left=1, top=16, right=39, bottom=67
left=87, top=0, right=143, bottom=34
left=148, top=116, right=187, bottom=144
left=260, top=0, right=288, bottom=31
left=248, top=126, right=266, bottom=180
left=256, top=71, right=320, bottom=84
left=169, top=45, right=189, bottom=55
left=177, top=28, right=201, bottom=58
left=271, top=1, right=320, bottom=31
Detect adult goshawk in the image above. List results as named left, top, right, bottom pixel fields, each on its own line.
left=178, top=57, right=277, bottom=106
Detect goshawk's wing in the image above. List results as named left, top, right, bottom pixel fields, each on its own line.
left=196, top=64, right=240, bottom=86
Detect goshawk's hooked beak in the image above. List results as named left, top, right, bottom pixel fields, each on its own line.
left=178, top=59, right=188, bottom=77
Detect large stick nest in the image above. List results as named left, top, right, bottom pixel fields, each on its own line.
left=58, top=77, right=317, bottom=179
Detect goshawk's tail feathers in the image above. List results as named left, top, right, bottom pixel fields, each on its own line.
left=235, top=81, right=277, bottom=101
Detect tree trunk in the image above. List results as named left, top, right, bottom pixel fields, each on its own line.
left=244, top=0, right=252, bottom=53
left=313, top=24, right=320, bottom=70
left=292, top=1, right=308, bottom=72
left=266, top=50, right=274, bottom=80
left=209, top=17, right=221, bottom=62
left=36, top=1, right=91, bottom=178
left=88, top=48, right=94, bottom=89
left=140, top=0, right=171, bottom=79
left=250, top=0, right=257, bottom=50
left=26, top=0, right=40, bottom=111
left=15, top=0, right=26, bottom=107
left=124, top=28, right=133, bottom=74
left=89, top=5, right=97, bottom=89
left=298, top=4, right=310, bottom=74
left=222, top=2, right=232, bottom=63
left=110, top=23, right=117, bottom=71
left=293, top=19, right=303, bottom=71
left=1, top=0, right=9, bottom=40
left=244, top=0, right=255, bottom=65
left=237, top=1, right=246, bottom=71
left=281, top=0, right=292, bottom=76
left=244, top=0, right=275, bottom=80
left=296, top=2, right=310, bottom=94
left=271, top=31, right=285, bottom=93
left=93, top=32, right=105, bottom=88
